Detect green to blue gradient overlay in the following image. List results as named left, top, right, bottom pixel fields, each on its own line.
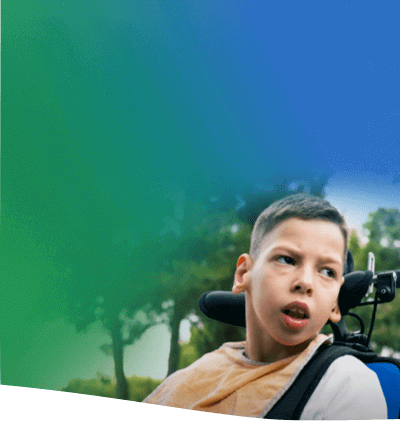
left=3, top=1, right=400, bottom=391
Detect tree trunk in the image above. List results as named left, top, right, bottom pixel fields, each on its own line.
left=167, top=306, right=184, bottom=377
left=200, top=319, right=246, bottom=356
left=111, top=319, right=130, bottom=400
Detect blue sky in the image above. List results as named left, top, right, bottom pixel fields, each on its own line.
left=326, top=171, right=400, bottom=243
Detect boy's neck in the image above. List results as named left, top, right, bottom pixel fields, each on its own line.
left=244, top=331, right=313, bottom=363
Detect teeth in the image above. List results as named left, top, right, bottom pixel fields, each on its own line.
left=284, top=308, right=307, bottom=319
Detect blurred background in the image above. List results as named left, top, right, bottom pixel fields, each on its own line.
left=2, top=0, right=400, bottom=401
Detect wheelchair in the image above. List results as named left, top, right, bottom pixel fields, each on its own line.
left=199, top=251, right=400, bottom=419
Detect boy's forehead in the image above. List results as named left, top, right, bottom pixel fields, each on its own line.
left=258, top=218, right=345, bottom=263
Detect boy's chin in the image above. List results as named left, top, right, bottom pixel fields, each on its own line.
left=276, top=334, right=317, bottom=349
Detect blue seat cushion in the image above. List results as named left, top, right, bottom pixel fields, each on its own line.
left=367, top=362, right=400, bottom=419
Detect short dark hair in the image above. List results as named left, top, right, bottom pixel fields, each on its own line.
left=250, top=194, right=348, bottom=261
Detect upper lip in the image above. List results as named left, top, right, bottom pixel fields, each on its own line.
left=282, top=301, right=310, bottom=319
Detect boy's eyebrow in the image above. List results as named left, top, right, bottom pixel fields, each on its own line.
left=269, top=245, right=342, bottom=266
left=318, top=257, right=343, bottom=266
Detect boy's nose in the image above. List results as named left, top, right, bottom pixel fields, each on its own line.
left=292, top=267, right=314, bottom=295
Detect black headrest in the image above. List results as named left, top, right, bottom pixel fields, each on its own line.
left=199, top=250, right=372, bottom=327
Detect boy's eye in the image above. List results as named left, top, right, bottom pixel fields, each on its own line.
left=321, top=268, right=335, bottom=278
left=276, top=256, right=295, bottom=265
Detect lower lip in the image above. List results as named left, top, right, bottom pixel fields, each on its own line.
left=281, top=312, right=308, bottom=330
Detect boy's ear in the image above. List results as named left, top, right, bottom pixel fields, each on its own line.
left=232, top=254, right=253, bottom=295
left=329, top=276, right=345, bottom=323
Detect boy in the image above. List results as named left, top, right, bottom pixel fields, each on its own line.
left=143, top=194, right=387, bottom=419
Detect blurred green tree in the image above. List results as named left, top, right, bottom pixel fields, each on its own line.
left=363, top=208, right=400, bottom=248
left=64, top=218, right=176, bottom=400
left=151, top=210, right=251, bottom=376
left=347, top=218, right=400, bottom=354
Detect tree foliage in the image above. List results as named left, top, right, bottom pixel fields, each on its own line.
left=153, top=209, right=252, bottom=375
left=363, top=208, right=400, bottom=248
left=346, top=211, right=400, bottom=354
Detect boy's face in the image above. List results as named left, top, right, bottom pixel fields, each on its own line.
left=233, top=218, right=345, bottom=355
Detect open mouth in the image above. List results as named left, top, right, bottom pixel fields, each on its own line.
left=282, top=309, right=308, bottom=320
